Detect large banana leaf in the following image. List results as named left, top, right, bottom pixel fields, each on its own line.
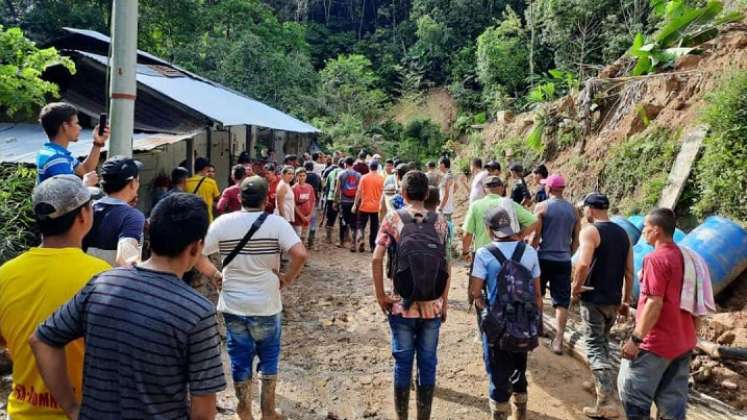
left=656, top=1, right=723, bottom=47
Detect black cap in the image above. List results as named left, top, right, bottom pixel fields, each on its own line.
left=101, top=156, right=143, bottom=183
left=509, top=162, right=524, bottom=173
left=483, top=175, right=503, bottom=187
left=583, top=192, right=610, bottom=210
left=484, top=206, right=516, bottom=238
left=240, top=175, right=268, bottom=201
left=485, top=160, right=501, bottom=171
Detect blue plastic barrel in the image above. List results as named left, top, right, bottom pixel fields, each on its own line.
left=635, top=228, right=686, bottom=246
left=628, top=215, right=645, bottom=232
left=679, top=216, right=747, bottom=295
left=612, top=216, right=642, bottom=245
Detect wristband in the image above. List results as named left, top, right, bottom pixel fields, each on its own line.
left=631, top=334, right=643, bottom=345
left=93, top=141, right=106, bottom=148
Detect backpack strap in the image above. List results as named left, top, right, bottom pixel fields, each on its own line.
left=486, top=244, right=508, bottom=265
left=192, top=176, right=207, bottom=194
left=397, top=208, right=414, bottom=224
left=423, top=211, right=439, bottom=225
left=222, top=212, right=269, bottom=267
left=510, top=242, right=526, bottom=262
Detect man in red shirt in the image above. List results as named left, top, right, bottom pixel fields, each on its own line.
left=217, top=165, right=247, bottom=215
left=618, top=208, right=696, bottom=420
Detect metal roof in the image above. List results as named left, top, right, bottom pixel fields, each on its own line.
left=60, top=28, right=319, bottom=134
left=0, top=123, right=195, bottom=164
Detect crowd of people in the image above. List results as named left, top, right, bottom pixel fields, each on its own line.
left=0, top=102, right=704, bottom=420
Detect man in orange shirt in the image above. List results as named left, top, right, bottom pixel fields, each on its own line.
left=353, top=160, right=384, bottom=252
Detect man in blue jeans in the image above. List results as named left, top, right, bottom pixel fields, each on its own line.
left=197, top=176, right=308, bottom=420
left=372, top=171, right=450, bottom=420
left=470, top=206, right=542, bottom=420
left=618, top=208, right=696, bottom=420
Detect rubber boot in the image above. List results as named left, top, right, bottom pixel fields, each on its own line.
left=582, top=369, right=620, bottom=419
left=394, top=386, right=410, bottom=420
left=489, top=399, right=510, bottom=420
left=416, top=386, right=434, bottom=420
left=510, top=392, right=527, bottom=420
left=307, top=230, right=316, bottom=250
left=259, top=376, right=283, bottom=420
left=325, top=226, right=333, bottom=244
left=234, top=380, right=254, bottom=420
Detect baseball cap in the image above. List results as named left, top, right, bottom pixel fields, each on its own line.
left=240, top=175, right=269, bottom=202
left=583, top=192, right=610, bottom=210
left=485, top=160, right=501, bottom=171
left=101, top=156, right=143, bottom=183
left=484, top=206, right=516, bottom=239
left=483, top=175, right=503, bottom=187
left=546, top=174, right=566, bottom=189
left=509, top=162, right=524, bottom=173
left=33, top=175, right=91, bottom=220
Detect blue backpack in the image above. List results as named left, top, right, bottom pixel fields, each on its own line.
left=480, top=242, right=540, bottom=352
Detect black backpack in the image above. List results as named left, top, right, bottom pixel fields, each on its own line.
left=389, top=209, right=449, bottom=309
left=481, top=242, right=541, bottom=352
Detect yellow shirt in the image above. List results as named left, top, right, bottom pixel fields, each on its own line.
left=185, top=175, right=220, bottom=222
left=0, top=248, right=110, bottom=420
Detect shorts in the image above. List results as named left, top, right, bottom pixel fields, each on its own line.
left=539, top=259, right=571, bottom=308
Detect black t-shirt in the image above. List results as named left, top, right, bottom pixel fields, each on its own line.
left=511, top=182, right=530, bottom=204
left=583, top=222, right=630, bottom=305
left=306, top=172, right=322, bottom=199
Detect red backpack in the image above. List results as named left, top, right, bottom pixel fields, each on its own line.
left=341, top=171, right=359, bottom=199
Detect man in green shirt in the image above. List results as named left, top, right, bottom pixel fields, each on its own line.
left=461, top=176, right=537, bottom=262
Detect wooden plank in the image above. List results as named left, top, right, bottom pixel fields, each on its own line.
left=658, top=125, right=708, bottom=209
left=542, top=313, right=746, bottom=419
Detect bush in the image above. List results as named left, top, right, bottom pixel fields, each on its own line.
left=693, top=72, right=747, bottom=221
left=0, top=165, right=39, bottom=264
left=476, top=8, right=529, bottom=97
left=601, top=126, right=679, bottom=215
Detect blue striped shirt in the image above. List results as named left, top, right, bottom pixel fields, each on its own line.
left=35, top=266, right=226, bottom=419
left=35, top=142, right=79, bottom=184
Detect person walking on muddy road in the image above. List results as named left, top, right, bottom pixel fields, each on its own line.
left=30, top=193, right=226, bottom=420
left=217, top=164, right=248, bottom=215
left=335, top=157, right=362, bottom=251
left=470, top=206, right=543, bottom=420
left=572, top=192, right=633, bottom=419
left=531, top=174, right=580, bottom=355
left=468, top=158, right=488, bottom=205
left=323, top=158, right=345, bottom=243
left=0, top=176, right=110, bottom=420
left=197, top=176, right=308, bottom=420
left=354, top=160, right=385, bottom=252
left=275, top=166, right=296, bottom=225
left=371, top=170, right=450, bottom=420
left=291, top=167, right=316, bottom=244
left=618, top=208, right=697, bottom=420
left=186, top=157, right=221, bottom=223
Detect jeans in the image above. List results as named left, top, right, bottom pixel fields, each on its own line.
left=481, top=333, right=528, bottom=403
left=357, top=211, right=379, bottom=251
left=224, top=313, right=282, bottom=382
left=618, top=350, right=691, bottom=420
left=580, top=302, right=619, bottom=396
left=388, top=315, right=442, bottom=389
left=309, top=206, right=318, bottom=234
left=340, top=202, right=357, bottom=243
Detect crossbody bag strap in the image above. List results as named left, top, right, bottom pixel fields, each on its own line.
left=192, top=176, right=207, bottom=194
left=222, top=212, right=269, bottom=267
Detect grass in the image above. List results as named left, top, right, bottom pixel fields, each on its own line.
left=0, top=165, right=40, bottom=264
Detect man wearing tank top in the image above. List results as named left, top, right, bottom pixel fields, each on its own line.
left=531, top=175, right=580, bottom=356
left=572, top=192, right=633, bottom=419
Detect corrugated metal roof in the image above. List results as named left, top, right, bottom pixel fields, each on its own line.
left=0, top=123, right=195, bottom=164
left=62, top=28, right=319, bottom=134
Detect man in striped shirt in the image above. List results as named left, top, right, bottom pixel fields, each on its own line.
left=197, top=175, right=308, bottom=420
left=30, top=193, right=226, bottom=420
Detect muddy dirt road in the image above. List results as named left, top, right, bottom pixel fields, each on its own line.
left=212, top=239, right=594, bottom=419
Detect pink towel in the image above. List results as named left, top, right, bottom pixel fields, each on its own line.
left=680, top=246, right=716, bottom=317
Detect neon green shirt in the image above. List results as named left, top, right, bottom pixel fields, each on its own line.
left=462, top=194, right=537, bottom=250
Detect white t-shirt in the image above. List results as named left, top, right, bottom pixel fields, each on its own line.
left=439, top=171, right=455, bottom=215
left=313, top=162, right=325, bottom=177
left=203, top=211, right=301, bottom=316
left=469, top=170, right=488, bottom=204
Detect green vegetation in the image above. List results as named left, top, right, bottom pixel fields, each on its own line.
left=0, top=165, right=39, bottom=264
left=693, top=72, right=747, bottom=221
left=601, top=126, right=680, bottom=215
left=627, top=0, right=742, bottom=76
left=0, top=25, right=74, bottom=118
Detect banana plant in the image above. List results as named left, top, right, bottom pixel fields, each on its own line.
left=627, top=0, right=742, bottom=76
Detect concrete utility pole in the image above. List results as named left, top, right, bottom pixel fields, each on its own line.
left=108, top=0, right=138, bottom=158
